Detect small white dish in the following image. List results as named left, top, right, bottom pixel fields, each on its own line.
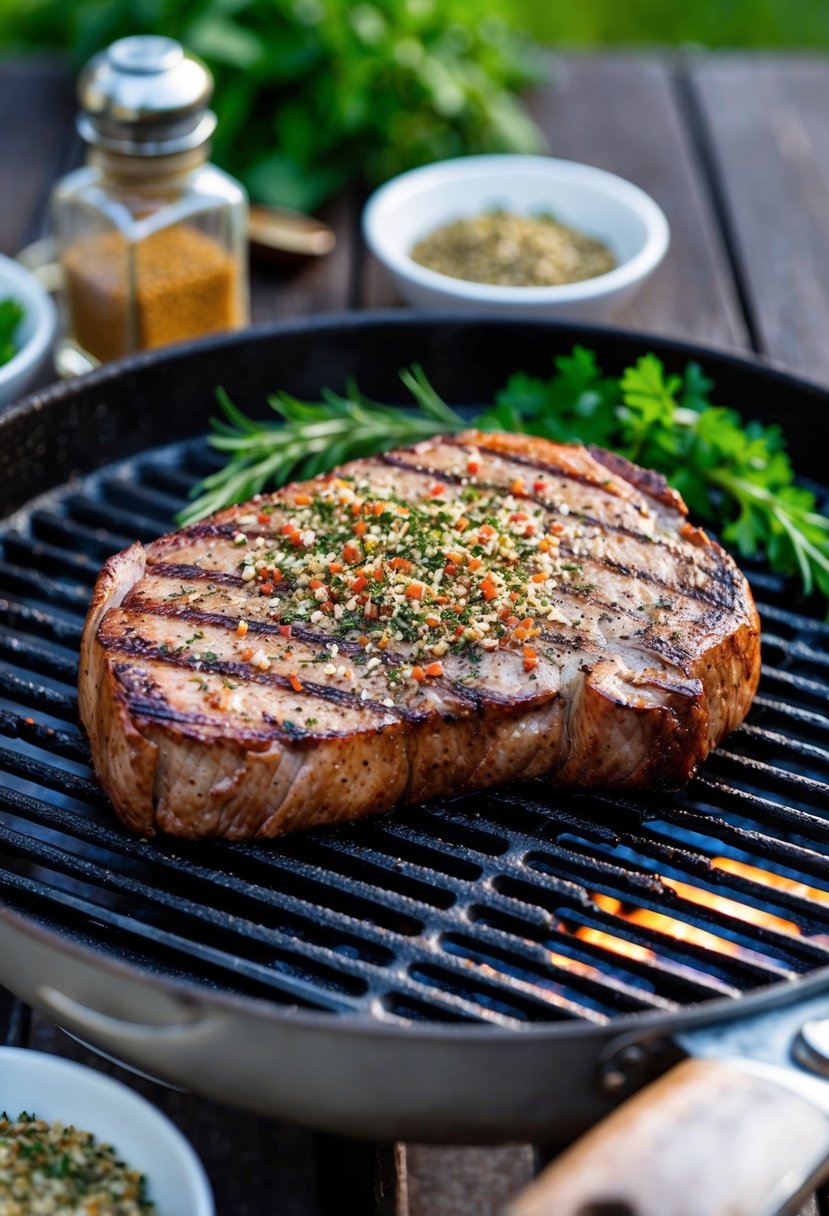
left=362, top=154, right=670, bottom=321
left=0, top=252, right=57, bottom=406
left=0, top=1046, right=214, bottom=1215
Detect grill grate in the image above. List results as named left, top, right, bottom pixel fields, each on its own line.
left=2, top=438, right=829, bottom=1028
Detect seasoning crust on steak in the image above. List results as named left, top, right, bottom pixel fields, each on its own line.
left=79, top=431, right=761, bottom=840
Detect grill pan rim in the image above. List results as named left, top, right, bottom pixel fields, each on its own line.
left=2, top=904, right=826, bottom=1045
left=1, top=309, right=828, bottom=1050
left=6, top=307, right=829, bottom=442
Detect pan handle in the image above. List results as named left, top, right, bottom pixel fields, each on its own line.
left=505, top=1057, right=829, bottom=1216
left=35, top=985, right=208, bottom=1042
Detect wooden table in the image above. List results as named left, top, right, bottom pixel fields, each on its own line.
left=2, top=49, right=829, bottom=1216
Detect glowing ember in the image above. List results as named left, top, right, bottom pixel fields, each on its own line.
left=571, top=922, right=656, bottom=965
left=713, top=856, right=829, bottom=907
left=661, top=876, right=801, bottom=937
left=548, top=950, right=603, bottom=979
left=570, top=888, right=797, bottom=970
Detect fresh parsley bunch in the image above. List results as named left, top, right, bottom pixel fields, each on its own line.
left=179, top=347, right=829, bottom=611
left=485, top=348, right=829, bottom=602
left=3, top=0, right=543, bottom=213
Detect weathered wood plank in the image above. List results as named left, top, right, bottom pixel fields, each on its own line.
left=27, top=1014, right=322, bottom=1216
left=362, top=54, right=748, bottom=352
left=250, top=195, right=356, bottom=323
left=690, top=53, right=829, bottom=383
left=0, top=58, right=76, bottom=257
left=395, top=1144, right=536, bottom=1216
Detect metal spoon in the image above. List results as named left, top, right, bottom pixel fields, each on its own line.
left=248, top=205, right=337, bottom=266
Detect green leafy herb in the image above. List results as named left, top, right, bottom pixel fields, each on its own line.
left=178, top=348, right=829, bottom=609
left=180, top=372, right=468, bottom=522
left=3, top=0, right=543, bottom=213
left=0, top=298, right=23, bottom=367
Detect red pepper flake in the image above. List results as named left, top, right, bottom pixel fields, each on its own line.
left=279, top=624, right=292, bottom=638
left=467, top=459, right=479, bottom=475
left=533, top=480, right=546, bottom=493
left=289, top=673, right=303, bottom=692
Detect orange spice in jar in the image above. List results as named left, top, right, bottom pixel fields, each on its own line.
left=63, top=224, right=244, bottom=365
left=52, top=36, right=248, bottom=372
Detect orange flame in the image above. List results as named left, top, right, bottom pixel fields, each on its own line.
left=660, top=876, right=801, bottom=937
left=569, top=867, right=806, bottom=969
left=713, top=856, right=829, bottom=906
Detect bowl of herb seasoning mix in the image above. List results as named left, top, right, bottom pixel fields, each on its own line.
left=0, top=1047, right=214, bottom=1215
left=362, top=155, right=669, bottom=320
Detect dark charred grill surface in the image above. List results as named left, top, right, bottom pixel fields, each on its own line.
left=1, top=436, right=828, bottom=1027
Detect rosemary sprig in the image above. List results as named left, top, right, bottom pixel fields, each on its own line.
left=177, top=349, right=829, bottom=610
left=178, top=368, right=466, bottom=524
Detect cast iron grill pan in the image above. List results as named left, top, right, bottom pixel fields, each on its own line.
left=1, top=316, right=829, bottom=1031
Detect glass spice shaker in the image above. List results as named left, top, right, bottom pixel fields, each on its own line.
left=52, top=35, right=249, bottom=374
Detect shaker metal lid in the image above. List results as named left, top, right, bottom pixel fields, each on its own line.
left=77, top=36, right=218, bottom=155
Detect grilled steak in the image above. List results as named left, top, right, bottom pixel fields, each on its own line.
left=79, top=431, right=761, bottom=840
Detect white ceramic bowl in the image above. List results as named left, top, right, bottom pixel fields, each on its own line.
left=363, top=154, right=670, bottom=320
left=0, top=253, right=57, bottom=406
left=0, top=1047, right=214, bottom=1215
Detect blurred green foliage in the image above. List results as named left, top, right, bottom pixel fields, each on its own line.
left=0, top=0, right=544, bottom=211
left=3, top=0, right=825, bottom=211
left=525, top=0, right=829, bottom=47
left=525, top=0, right=821, bottom=47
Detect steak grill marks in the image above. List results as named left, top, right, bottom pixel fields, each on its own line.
left=0, top=436, right=828, bottom=1026
left=379, top=447, right=740, bottom=609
